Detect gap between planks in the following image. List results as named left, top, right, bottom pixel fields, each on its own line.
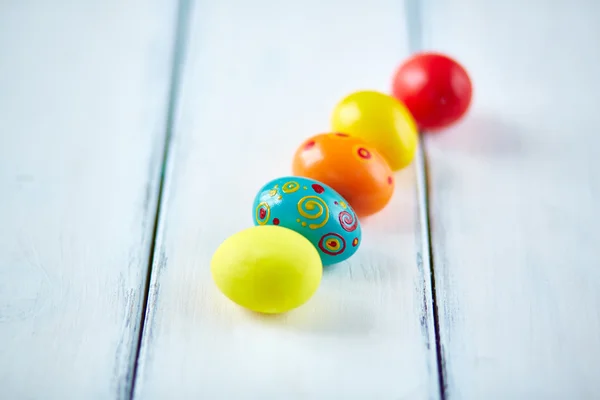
left=126, top=0, right=194, bottom=399
left=404, top=0, right=447, bottom=398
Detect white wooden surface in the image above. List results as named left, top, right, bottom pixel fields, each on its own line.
left=422, top=0, right=600, bottom=398
left=133, top=1, right=440, bottom=399
left=4, top=1, right=600, bottom=399
left=0, top=2, right=177, bottom=398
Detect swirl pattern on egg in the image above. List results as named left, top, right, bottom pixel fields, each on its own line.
left=252, top=176, right=361, bottom=266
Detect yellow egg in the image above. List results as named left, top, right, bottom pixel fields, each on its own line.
left=330, top=90, right=419, bottom=171
left=210, top=225, right=322, bottom=314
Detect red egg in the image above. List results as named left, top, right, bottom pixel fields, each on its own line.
left=391, top=52, right=473, bottom=131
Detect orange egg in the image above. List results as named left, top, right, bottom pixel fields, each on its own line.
left=292, top=132, right=395, bottom=218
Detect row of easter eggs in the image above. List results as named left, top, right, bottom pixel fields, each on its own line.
left=211, top=52, right=473, bottom=314
left=294, top=52, right=473, bottom=218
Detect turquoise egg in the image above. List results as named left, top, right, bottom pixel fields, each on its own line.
left=252, top=176, right=362, bottom=266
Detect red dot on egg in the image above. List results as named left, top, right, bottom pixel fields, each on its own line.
left=334, top=132, right=349, bottom=137
left=312, top=183, right=325, bottom=194
left=387, top=176, right=393, bottom=185
left=273, top=218, right=280, bottom=225
left=357, top=147, right=372, bottom=160
left=304, top=140, right=316, bottom=150
left=259, top=208, right=266, bottom=219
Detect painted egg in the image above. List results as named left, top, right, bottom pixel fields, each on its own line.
left=252, top=176, right=362, bottom=266
left=292, top=132, right=395, bottom=218
left=211, top=225, right=322, bottom=314
left=391, top=52, right=472, bottom=131
left=330, top=90, right=419, bottom=171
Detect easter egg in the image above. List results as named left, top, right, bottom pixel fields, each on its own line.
left=211, top=225, right=322, bottom=314
left=330, top=90, right=419, bottom=171
left=391, top=52, right=473, bottom=131
left=292, top=132, right=395, bottom=218
left=252, top=176, right=361, bottom=266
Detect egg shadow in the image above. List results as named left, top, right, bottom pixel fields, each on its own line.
left=242, top=255, right=399, bottom=336
left=244, top=281, right=376, bottom=336
left=243, top=247, right=415, bottom=336
left=359, top=166, right=420, bottom=235
left=244, top=304, right=377, bottom=337
left=182, top=259, right=373, bottom=337
left=426, top=113, right=526, bottom=158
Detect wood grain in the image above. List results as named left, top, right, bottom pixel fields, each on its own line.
left=421, top=0, right=600, bottom=398
left=0, top=2, right=177, bottom=398
left=133, top=1, right=440, bottom=398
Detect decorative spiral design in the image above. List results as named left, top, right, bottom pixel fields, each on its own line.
left=255, top=202, right=270, bottom=225
left=339, top=211, right=358, bottom=232
left=282, top=181, right=300, bottom=193
left=297, top=196, right=329, bottom=229
left=318, top=233, right=346, bottom=255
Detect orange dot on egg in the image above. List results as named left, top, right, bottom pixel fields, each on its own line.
left=292, top=132, right=395, bottom=218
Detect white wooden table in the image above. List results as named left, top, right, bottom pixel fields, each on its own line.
left=2, top=1, right=599, bottom=399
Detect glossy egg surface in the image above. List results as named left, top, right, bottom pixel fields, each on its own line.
left=391, top=52, right=472, bottom=131
left=252, top=176, right=361, bottom=266
left=330, top=90, right=419, bottom=171
left=292, top=132, right=395, bottom=218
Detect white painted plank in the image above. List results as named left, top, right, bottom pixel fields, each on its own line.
left=134, top=1, right=440, bottom=399
left=0, top=2, right=177, bottom=398
left=421, top=0, right=600, bottom=398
